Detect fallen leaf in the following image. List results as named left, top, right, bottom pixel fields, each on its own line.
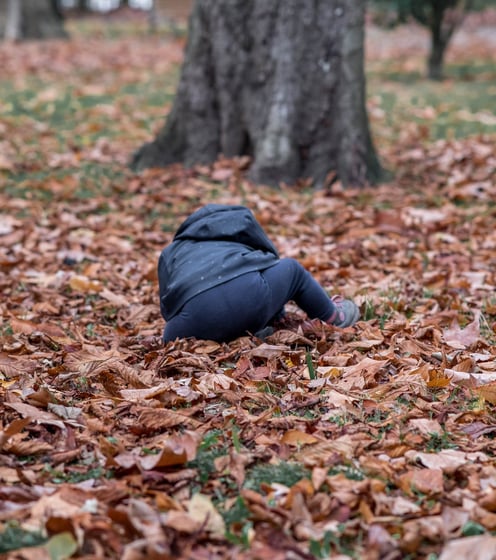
left=187, top=493, right=226, bottom=538
left=139, top=432, right=199, bottom=470
left=438, top=534, right=496, bottom=560
left=280, top=430, right=320, bottom=446
left=443, top=312, right=481, bottom=349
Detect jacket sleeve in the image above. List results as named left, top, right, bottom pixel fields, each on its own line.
left=157, top=248, right=170, bottom=319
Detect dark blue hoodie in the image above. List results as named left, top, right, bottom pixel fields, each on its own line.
left=158, top=205, right=280, bottom=320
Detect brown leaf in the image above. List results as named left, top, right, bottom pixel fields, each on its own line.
left=409, top=418, right=443, bottom=435
left=443, top=312, right=482, bottom=349
left=404, top=449, right=489, bottom=472
left=162, top=510, right=202, bottom=533
left=398, top=468, right=444, bottom=496
left=478, top=382, right=496, bottom=405
left=295, top=435, right=362, bottom=466
left=139, top=431, right=200, bottom=470
left=438, top=535, right=496, bottom=560
left=461, top=422, right=496, bottom=439
left=135, top=407, right=201, bottom=430
left=0, top=417, right=31, bottom=450
left=99, top=288, right=130, bottom=307
left=248, top=344, right=290, bottom=359
left=280, top=430, right=320, bottom=447
left=9, top=317, right=69, bottom=339
left=187, top=493, right=226, bottom=538
left=120, top=383, right=173, bottom=401
left=5, top=402, right=66, bottom=430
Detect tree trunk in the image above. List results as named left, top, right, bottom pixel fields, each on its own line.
left=4, top=0, right=21, bottom=41
left=428, top=26, right=447, bottom=80
left=1, top=0, right=68, bottom=40
left=148, top=0, right=157, bottom=33
left=411, top=0, right=472, bottom=81
left=427, top=1, right=448, bottom=80
left=131, top=0, right=384, bottom=188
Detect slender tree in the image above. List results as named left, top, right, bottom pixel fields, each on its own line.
left=377, top=0, right=473, bottom=80
left=131, top=0, right=384, bottom=188
left=410, top=0, right=472, bottom=80
left=1, top=0, right=68, bottom=41
left=4, top=0, right=21, bottom=41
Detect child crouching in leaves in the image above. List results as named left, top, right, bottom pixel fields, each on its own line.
left=158, top=204, right=360, bottom=343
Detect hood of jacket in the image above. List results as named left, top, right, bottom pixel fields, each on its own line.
left=173, top=204, right=279, bottom=254
left=158, top=205, right=280, bottom=320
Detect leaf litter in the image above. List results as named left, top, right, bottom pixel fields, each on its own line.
left=1, top=11, right=496, bottom=560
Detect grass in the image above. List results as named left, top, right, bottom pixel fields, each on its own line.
left=327, top=464, right=366, bottom=480
left=0, top=45, right=176, bottom=207
left=309, top=527, right=363, bottom=559
left=43, top=465, right=114, bottom=484
left=244, top=461, right=310, bottom=492
left=1, top=20, right=495, bottom=206
left=0, top=523, right=47, bottom=554
left=2, top=16, right=496, bottom=559
left=186, top=430, right=229, bottom=484
left=424, top=430, right=458, bottom=452
left=368, top=56, right=496, bottom=146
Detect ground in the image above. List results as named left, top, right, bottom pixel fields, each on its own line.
left=0, top=10, right=496, bottom=560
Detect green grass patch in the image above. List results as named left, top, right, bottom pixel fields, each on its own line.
left=186, top=430, right=229, bottom=484
left=310, top=526, right=363, bottom=559
left=244, top=461, right=310, bottom=492
left=4, top=162, right=129, bottom=203
left=368, top=56, right=496, bottom=145
left=0, top=523, right=47, bottom=554
left=0, top=61, right=178, bottom=203
left=328, top=464, right=366, bottom=481
left=424, top=431, right=458, bottom=452
left=44, top=465, right=114, bottom=484
left=461, top=520, right=486, bottom=536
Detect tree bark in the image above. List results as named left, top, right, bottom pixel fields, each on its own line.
left=1, top=0, right=68, bottom=41
left=428, top=16, right=448, bottom=80
left=4, top=0, right=21, bottom=41
left=427, top=1, right=450, bottom=80
left=131, top=0, right=384, bottom=188
left=411, top=0, right=471, bottom=81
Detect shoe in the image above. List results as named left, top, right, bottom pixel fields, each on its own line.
left=327, top=296, right=360, bottom=328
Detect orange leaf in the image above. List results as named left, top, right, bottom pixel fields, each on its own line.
left=426, top=369, right=451, bottom=388
left=9, top=317, right=67, bottom=338
left=281, top=430, right=319, bottom=446
left=398, top=468, right=444, bottom=497
left=478, top=382, right=496, bottom=405
left=139, top=432, right=200, bottom=470
left=0, top=417, right=31, bottom=450
left=69, top=275, right=102, bottom=293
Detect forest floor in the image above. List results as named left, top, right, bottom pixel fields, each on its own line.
left=0, top=10, right=496, bottom=560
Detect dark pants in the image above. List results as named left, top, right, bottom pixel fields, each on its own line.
left=163, top=258, right=335, bottom=343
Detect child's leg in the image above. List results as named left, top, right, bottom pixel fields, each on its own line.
left=163, top=271, right=273, bottom=342
left=261, top=258, right=335, bottom=321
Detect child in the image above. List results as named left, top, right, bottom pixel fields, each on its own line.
left=158, top=204, right=360, bottom=343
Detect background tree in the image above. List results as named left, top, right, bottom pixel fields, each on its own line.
left=409, top=0, right=473, bottom=79
left=372, top=0, right=474, bottom=79
left=1, top=0, right=68, bottom=41
left=131, top=0, right=384, bottom=188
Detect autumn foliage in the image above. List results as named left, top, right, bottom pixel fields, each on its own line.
left=1, top=11, right=496, bottom=560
